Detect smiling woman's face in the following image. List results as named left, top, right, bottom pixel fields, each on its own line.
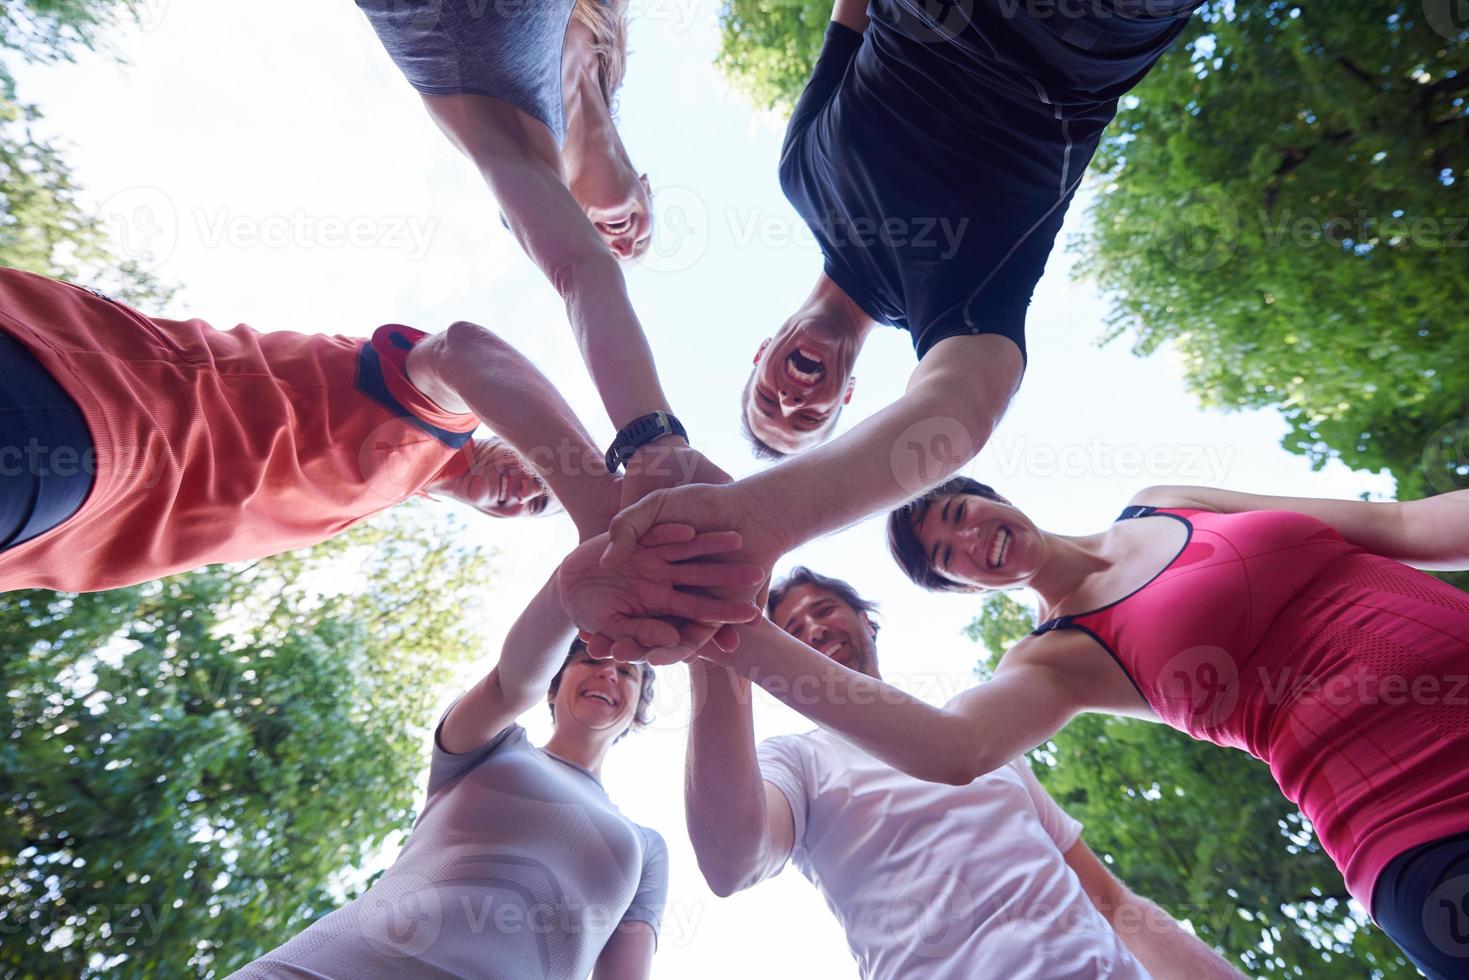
left=551, top=651, right=643, bottom=737
left=913, top=493, right=1044, bottom=591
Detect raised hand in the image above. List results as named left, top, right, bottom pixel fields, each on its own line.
left=557, top=524, right=765, bottom=664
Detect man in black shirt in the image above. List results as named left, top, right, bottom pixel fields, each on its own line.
left=743, top=0, right=1200, bottom=456
left=589, top=0, right=1203, bottom=661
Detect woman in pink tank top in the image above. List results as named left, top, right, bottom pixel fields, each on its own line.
left=708, top=478, right=1469, bottom=978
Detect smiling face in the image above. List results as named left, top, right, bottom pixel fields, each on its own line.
left=770, top=583, right=880, bottom=680
left=549, top=648, right=645, bottom=739
left=462, top=440, right=555, bottom=519
left=913, top=493, right=1045, bottom=590
left=743, top=316, right=857, bottom=455
left=576, top=170, right=653, bottom=261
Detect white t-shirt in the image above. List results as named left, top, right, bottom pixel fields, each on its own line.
left=758, top=730, right=1149, bottom=980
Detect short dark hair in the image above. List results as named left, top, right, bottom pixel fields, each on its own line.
left=547, top=639, right=656, bottom=741
left=740, top=364, right=788, bottom=461
left=767, top=566, right=880, bottom=638
left=886, top=476, right=1011, bottom=593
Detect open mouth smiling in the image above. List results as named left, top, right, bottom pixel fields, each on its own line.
left=579, top=688, right=619, bottom=708
left=987, top=526, right=1013, bottom=569
left=785, top=346, right=827, bottom=386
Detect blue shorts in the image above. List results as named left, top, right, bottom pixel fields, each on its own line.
left=0, top=329, right=94, bottom=554
left=1373, top=830, right=1469, bottom=979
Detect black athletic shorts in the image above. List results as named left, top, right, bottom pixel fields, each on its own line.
left=1373, top=830, right=1469, bottom=979
left=0, top=329, right=94, bottom=554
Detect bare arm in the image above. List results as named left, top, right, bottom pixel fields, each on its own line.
left=419, top=93, right=672, bottom=430
left=439, top=572, right=574, bottom=754
left=1134, top=485, right=1469, bottom=571
left=408, top=320, right=616, bottom=539
left=831, top=0, right=870, bottom=31
left=1064, top=842, right=1244, bottom=979
left=716, top=618, right=1104, bottom=786
left=591, top=922, right=656, bottom=980
left=684, top=660, right=797, bottom=896
left=604, top=334, right=1023, bottom=581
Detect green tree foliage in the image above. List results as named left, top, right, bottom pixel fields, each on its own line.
left=967, top=593, right=1414, bottom=978
left=717, top=0, right=829, bottom=111
left=1, top=0, right=172, bottom=306
left=1076, top=3, right=1469, bottom=499
left=0, top=508, right=491, bottom=979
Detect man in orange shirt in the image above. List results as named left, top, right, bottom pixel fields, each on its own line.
left=0, top=267, right=555, bottom=593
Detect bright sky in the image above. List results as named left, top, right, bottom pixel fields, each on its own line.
left=16, top=1, right=1396, bottom=976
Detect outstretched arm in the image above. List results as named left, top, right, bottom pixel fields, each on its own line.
left=604, top=335, right=1022, bottom=592
left=439, top=571, right=577, bottom=754
left=1065, top=842, right=1245, bottom=979
left=712, top=616, right=1091, bottom=786
left=408, top=320, right=617, bottom=539
left=419, top=94, right=672, bottom=432
left=1133, top=485, right=1469, bottom=571
left=684, top=660, right=797, bottom=896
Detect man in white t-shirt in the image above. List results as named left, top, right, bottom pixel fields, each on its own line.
left=685, top=567, right=1243, bottom=979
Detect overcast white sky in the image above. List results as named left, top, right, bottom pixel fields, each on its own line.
left=14, top=0, right=1396, bottom=975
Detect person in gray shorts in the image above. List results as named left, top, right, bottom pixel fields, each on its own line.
left=357, top=1, right=722, bottom=510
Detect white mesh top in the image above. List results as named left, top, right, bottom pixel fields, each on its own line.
left=229, top=722, right=667, bottom=979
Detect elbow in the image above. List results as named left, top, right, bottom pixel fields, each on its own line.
left=695, top=855, right=755, bottom=899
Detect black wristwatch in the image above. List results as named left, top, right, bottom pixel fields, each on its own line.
left=604, top=411, right=688, bottom=472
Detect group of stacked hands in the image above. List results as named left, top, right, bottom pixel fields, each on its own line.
left=3, top=0, right=1468, bottom=977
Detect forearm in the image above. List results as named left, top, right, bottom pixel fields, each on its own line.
left=723, top=620, right=989, bottom=785
left=1105, top=891, right=1243, bottom=979
left=496, top=573, right=577, bottom=707
left=1401, top=487, right=1469, bottom=569
left=431, top=322, right=612, bottom=536
left=742, top=356, right=1012, bottom=552
left=556, top=253, right=675, bottom=428
left=685, top=661, right=778, bottom=895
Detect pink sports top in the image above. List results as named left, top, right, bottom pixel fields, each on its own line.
left=1034, top=506, right=1469, bottom=910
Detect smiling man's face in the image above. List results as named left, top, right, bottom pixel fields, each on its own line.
left=770, top=583, right=880, bottom=679
left=743, top=315, right=858, bottom=456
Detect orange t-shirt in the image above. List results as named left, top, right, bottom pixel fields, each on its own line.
left=0, top=268, right=477, bottom=593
